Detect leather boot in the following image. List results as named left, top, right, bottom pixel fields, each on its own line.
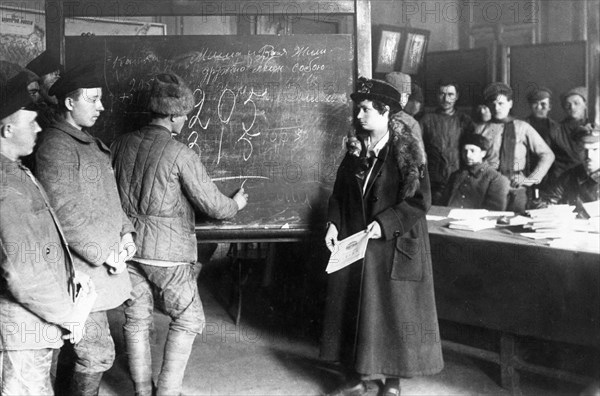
left=125, top=327, right=154, bottom=396
left=156, top=331, right=197, bottom=396
left=70, top=371, right=104, bottom=396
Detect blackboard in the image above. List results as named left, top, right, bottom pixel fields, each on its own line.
left=424, top=48, right=490, bottom=110
left=509, top=41, right=586, bottom=120
left=65, top=35, right=353, bottom=230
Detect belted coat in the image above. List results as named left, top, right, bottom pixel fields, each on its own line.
left=321, top=118, right=444, bottom=378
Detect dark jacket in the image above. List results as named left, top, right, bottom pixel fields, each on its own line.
left=443, top=162, right=510, bottom=211
left=1, top=155, right=76, bottom=350
left=543, top=165, right=599, bottom=218
left=321, top=120, right=443, bottom=377
left=525, top=115, right=565, bottom=189
left=34, top=119, right=134, bottom=312
left=110, top=125, right=238, bottom=264
left=420, top=110, right=474, bottom=204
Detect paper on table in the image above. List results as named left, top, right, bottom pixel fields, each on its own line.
left=447, top=209, right=489, bottom=219
left=426, top=214, right=447, bottom=221
left=582, top=200, right=600, bottom=218
left=326, top=230, right=370, bottom=274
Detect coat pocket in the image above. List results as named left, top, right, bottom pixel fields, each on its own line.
left=390, top=237, right=423, bottom=281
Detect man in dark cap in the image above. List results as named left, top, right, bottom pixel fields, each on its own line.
left=475, top=82, right=554, bottom=212
left=419, top=79, right=475, bottom=205
left=403, top=82, right=424, bottom=121
left=25, top=51, right=62, bottom=105
left=1, top=71, right=96, bottom=395
left=525, top=87, right=558, bottom=142
left=323, top=77, right=442, bottom=396
left=384, top=72, right=426, bottom=159
left=526, top=87, right=584, bottom=192
left=111, top=73, right=248, bottom=396
left=442, top=134, right=510, bottom=210
left=543, top=125, right=600, bottom=218
left=33, top=63, right=136, bottom=395
left=25, top=51, right=63, bottom=129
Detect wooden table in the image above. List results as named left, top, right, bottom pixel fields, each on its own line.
left=427, top=206, right=599, bottom=394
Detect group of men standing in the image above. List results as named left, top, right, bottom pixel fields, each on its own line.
left=388, top=73, right=598, bottom=215
left=1, top=53, right=247, bottom=396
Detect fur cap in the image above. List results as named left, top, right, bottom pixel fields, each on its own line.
left=149, top=73, right=194, bottom=116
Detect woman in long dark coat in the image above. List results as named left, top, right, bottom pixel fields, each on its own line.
left=322, top=77, right=443, bottom=396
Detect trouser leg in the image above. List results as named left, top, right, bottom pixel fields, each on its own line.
left=142, top=263, right=204, bottom=396
left=70, top=311, right=115, bottom=396
left=0, top=348, right=54, bottom=396
left=124, top=262, right=155, bottom=396
left=156, top=331, right=197, bottom=396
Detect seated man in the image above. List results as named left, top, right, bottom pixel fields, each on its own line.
left=543, top=126, right=599, bottom=218
left=442, top=134, right=510, bottom=211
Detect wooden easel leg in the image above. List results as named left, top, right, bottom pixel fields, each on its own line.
left=500, top=332, right=522, bottom=396
left=235, top=257, right=242, bottom=326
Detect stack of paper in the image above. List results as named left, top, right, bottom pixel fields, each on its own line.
left=448, top=218, right=497, bottom=232
left=523, top=206, right=577, bottom=233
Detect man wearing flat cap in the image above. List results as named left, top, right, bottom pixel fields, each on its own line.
left=442, top=134, right=510, bottom=211
left=543, top=125, right=600, bottom=218
left=25, top=50, right=63, bottom=129
left=419, top=79, right=475, bottom=205
left=384, top=72, right=426, bottom=159
left=1, top=71, right=96, bottom=395
left=322, top=77, right=442, bottom=396
left=111, top=73, right=248, bottom=396
left=553, top=87, right=589, bottom=178
left=524, top=87, right=568, bottom=191
left=525, top=87, right=558, bottom=142
left=33, top=63, right=136, bottom=395
left=475, top=82, right=554, bottom=212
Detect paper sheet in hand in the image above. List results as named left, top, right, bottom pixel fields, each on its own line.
left=326, top=230, right=370, bottom=274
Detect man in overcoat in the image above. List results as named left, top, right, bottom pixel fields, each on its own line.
left=0, top=71, right=95, bottom=395
left=322, top=77, right=443, bottom=396
left=33, top=63, right=136, bottom=395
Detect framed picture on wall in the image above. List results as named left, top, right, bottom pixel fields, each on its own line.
left=373, top=25, right=403, bottom=74
left=373, top=25, right=430, bottom=77
left=398, top=28, right=430, bottom=75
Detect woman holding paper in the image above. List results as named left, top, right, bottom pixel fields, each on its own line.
left=322, top=77, right=443, bottom=396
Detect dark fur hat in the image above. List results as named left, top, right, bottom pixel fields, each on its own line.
left=461, top=133, right=491, bottom=151
left=149, top=73, right=194, bottom=116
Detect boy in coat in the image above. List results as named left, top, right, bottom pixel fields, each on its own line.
left=33, top=63, right=136, bottom=395
left=443, top=134, right=510, bottom=211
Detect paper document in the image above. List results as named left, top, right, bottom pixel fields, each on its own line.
left=326, top=230, right=370, bottom=274
left=582, top=200, right=600, bottom=218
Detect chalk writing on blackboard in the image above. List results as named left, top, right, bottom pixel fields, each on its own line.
left=66, top=35, right=353, bottom=229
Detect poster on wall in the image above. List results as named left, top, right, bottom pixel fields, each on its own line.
left=0, top=5, right=166, bottom=68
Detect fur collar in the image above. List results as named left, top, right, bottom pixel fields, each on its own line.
left=347, top=115, right=426, bottom=199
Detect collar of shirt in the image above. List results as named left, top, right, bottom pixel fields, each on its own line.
left=365, top=131, right=390, bottom=157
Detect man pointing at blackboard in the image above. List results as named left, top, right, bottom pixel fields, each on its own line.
left=111, top=73, right=248, bottom=396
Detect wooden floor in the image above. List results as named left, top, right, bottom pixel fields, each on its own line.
left=95, top=267, right=587, bottom=396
